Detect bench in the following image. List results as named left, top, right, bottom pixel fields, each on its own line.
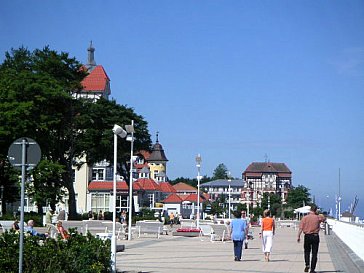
left=180, top=219, right=196, bottom=228
left=0, top=220, right=26, bottom=232
left=135, top=221, right=164, bottom=239
left=199, top=224, right=214, bottom=241
left=210, top=224, right=230, bottom=242
left=277, top=220, right=298, bottom=229
left=102, top=222, right=127, bottom=240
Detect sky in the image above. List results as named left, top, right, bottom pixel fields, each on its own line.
left=1, top=1, right=363, bottom=218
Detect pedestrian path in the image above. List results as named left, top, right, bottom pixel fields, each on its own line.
left=116, top=226, right=338, bottom=273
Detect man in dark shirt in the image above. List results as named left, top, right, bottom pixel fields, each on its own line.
left=297, top=205, right=326, bottom=273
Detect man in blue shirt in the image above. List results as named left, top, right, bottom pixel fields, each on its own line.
left=230, top=210, right=248, bottom=261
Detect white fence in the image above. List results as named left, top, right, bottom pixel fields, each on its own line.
left=327, top=218, right=364, bottom=261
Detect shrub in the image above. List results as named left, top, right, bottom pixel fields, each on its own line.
left=0, top=230, right=111, bottom=273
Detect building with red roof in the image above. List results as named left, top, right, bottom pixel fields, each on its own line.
left=75, top=42, right=111, bottom=101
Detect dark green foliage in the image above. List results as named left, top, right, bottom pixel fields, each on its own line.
left=285, top=185, right=311, bottom=209
left=0, top=46, right=152, bottom=218
left=169, top=175, right=211, bottom=188
left=212, top=163, right=229, bottom=180
left=0, top=230, right=111, bottom=273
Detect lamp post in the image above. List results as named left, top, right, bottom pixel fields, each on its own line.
left=125, top=121, right=135, bottom=241
left=195, top=154, right=202, bottom=229
left=246, top=193, right=250, bottom=217
left=112, top=124, right=127, bottom=273
left=95, top=191, right=99, bottom=219
left=0, top=185, right=3, bottom=217
left=228, top=177, right=231, bottom=219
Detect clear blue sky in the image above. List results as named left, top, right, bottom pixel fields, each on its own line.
left=1, top=1, right=363, bottom=217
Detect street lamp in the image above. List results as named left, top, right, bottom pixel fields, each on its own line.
left=195, top=154, right=202, bottom=229
left=111, top=123, right=128, bottom=273
left=227, top=176, right=231, bottom=219
left=0, top=185, right=4, bottom=217
left=125, top=121, right=135, bottom=241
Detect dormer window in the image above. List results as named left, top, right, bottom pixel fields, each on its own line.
left=92, top=168, right=105, bottom=181
left=136, top=157, right=144, bottom=164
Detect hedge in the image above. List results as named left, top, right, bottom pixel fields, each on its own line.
left=0, top=229, right=111, bottom=273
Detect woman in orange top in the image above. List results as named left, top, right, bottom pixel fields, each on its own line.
left=261, top=209, right=275, bottom=262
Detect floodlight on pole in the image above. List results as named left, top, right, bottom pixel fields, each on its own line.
left=126, top=120, right=135, bottom=241
left=195, top=154, right=202, bottom=229
left=228, top=174, right=231, bottom=219
left=112, top=124, right=127, bottom=273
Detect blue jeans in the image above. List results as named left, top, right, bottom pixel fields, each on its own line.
left=233, top=240, right=244, bottom=260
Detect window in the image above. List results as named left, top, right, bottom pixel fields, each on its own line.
left=105, top=167, right=113, bottom=181
left=136, top=157, right=144, bottom=164
left=92, top=168, right=105, bottom=181
left=148, top=194, right=154, bottom=208
left=91, top=193, right=110, bottom=213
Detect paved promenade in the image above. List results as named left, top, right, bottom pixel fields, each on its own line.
left=116, top=226, right=342, bottom=273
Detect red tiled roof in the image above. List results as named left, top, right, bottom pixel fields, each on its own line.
left=182, top=193, right=205, bottom=203
left=243, top=162, right=291, bottom=174
left=88, top=181, right=126, bottom=191
left=135, top=178, right=161, bottom=191
left=202, top=192, right=210, bottom=200
left=162, top=193, right=183, bottom=203
left=134, top=163, right=149, bottom=170
left=81, top=65, right=110, bottom=91
left=159, top=182, right=177, bottom=193
left=88, top=181, right=142, bottom=191
left=173, top=182, right=197, bottom=192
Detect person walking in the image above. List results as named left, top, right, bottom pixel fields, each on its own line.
left=169, top=212, right=175, bottom=228
left=297, top=204, right=326, bottom=273
left=260, top=209, right=275, bottom=262
left=242, top=211, right=250, bottom=249
left=57, top=209, right=66, bottom=221
left=230, top=210, right=249, bottom=261
left=45, top=208, right=53, bottom=233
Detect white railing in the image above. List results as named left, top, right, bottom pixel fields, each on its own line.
left=327, top=218, right=364, bottom=261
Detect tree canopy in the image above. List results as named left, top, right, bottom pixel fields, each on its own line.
left=0, top=46, right=152, bottom=218
left=212, top=163, right=229, bottom=180
left=286, top=185, right=312, bottom=209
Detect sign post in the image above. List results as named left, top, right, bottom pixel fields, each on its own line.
left=8, top=137, right=41, bottom=273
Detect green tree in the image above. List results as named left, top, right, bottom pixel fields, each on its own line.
left=212, top=163, right=229, bottom=180
left=169, top=175, right=211, bottom=188
left=286, top=185, right=311, bottom=209
left=0, top=47, right=152, bottom=218
left=28, top=160, right=66, bottom=214
left=261, top=192, right=282, bottom=216
left=0, top=160, right=19, bottom=215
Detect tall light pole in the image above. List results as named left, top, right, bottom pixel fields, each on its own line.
left=125, top=120, right=135, bottom=241
left=195, top=154, right=202, bottom=229
left=0, top=185, right=3, bottom=218
left=112, top=124, right=127, bottom=273
left=228, top=177, right=231, bottom=219
left=338, top=168, right=341, bottom=220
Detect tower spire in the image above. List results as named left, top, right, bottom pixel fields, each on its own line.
left=156, top=131, right=159, bottom=143
left=87, top=41, right=96, bottom=66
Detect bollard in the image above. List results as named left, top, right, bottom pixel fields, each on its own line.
left=325, top=222, right=330, bottom=235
